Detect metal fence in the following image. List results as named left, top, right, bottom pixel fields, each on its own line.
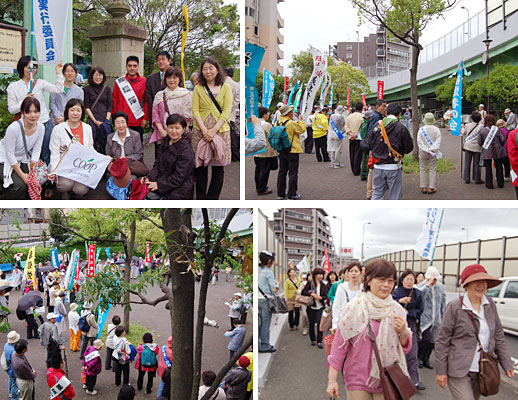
left=366, top=236, right=518, bottom=291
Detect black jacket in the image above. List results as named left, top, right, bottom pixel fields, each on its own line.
left=301, top=280, right=329, bottom=308
left=367, top=119, right=413, bottom=165
left=147, top=135, right=194, bottom=199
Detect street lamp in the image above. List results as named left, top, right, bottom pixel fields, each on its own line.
left=356, top=31, right=360, bottom=68
left=461, top=227, right=469, bottom=242
left=332, top=216, right=343, bottom=271
left=482, top=38, right=493, bottom=111
left=361, top=222, right=371, bottom=262
left=461, top=6, right=470, bottom=40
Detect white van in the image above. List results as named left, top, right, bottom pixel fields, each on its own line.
left=486, top=277, right=518, bottom=337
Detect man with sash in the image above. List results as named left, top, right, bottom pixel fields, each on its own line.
left=462, top=111, right=484, bottom=184
left=112, top=56, right=149, bottom=145
left=345, top=102, right=365, bottom=176
left=364, top=100, right=387, bottom=199
left=46, top=353, right=75, bottom=400
left=327, top=105, right=346, bottom=169
left=367, top=103, right=413, bottom=200
left=417, top=113, right=442, bottom=194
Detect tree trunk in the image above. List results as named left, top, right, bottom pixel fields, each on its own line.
left=122, top=221, right=136, bottom=333
left=410, top=34, right=421, bottom=160
left=162, top=209, right=195, bottom=400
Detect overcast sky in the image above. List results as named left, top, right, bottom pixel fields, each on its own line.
left=278, top=0, right=484, bottom=74
left=260, top=208, right=518, bottom=260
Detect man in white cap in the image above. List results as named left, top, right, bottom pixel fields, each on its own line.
left=3, top=330, right=20, bottom=399
left=504, top=108, right=517, bottom=131
left=38, top=312, right=64, bottom=367
left=271, top=102, right=284, bottom=125
left=478, top=104, right=487, bottom=124
left=225, top=292, right=243, bottom=331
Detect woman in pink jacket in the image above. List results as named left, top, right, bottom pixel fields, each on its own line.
left=326, top=259, right=413, bottom=399
left=134, top=332, right=159, bottom=394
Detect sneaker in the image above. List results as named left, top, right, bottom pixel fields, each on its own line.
left=83, top=384, right=88, bottom=389
left=86, top=390, right=98, bottom=395
left=288, top=194, right=303, bottom=200
left=332, top=164, right=340, bottom=169
left=276, top=196, right=286, bottom=200
left=416, top=383, right=426, bottom=390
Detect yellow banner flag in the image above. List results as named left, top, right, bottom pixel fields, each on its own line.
left=181, top=5, right=189, bottom=84
left=25, top=247, right=37, bottom=290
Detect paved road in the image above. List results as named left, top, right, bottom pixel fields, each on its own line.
left=245, top=127, right=516, bottom=200
left=45, top=133, right=240, bottom=200
left=259, top=319, right=518, bottom=400
left=0, top=274, right=250, bottom=399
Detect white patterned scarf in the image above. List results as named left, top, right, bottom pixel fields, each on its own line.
left=337, top=291, right=410, bottom=388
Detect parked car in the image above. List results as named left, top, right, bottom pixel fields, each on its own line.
left=486, top=276, right=518, bottom=336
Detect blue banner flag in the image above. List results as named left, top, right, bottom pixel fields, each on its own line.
left=97, top=299, right=113, bottom=339
left=67, top=250, right=80, bottom=291
left=450, top=61, right=463, bottom=136
left=328, top=84, right=334, bottom=108
left=262, top=69, right=275, bottom=108
left=288, top=82, right=299, bottom=106
left=105, top=248, right=110, bottom=259
left=245, top=42, right=265, bottom=138
left=50, top=248, right=59, bottom=269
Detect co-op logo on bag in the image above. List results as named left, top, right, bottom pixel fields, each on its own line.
left=73, top=158, right=97, bottom=173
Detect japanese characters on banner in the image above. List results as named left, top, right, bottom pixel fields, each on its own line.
left=146, top=242, right=151, bottom=263
left=25, top=247, right=37, bottom=290
left=328, top=84, right=334, bottom=108
left=86, top=244, right=96, bottom=278
left=319, top=71, right=331, bottom=109
left=283, top=77, right=289, bottom=104
left=415, top=208, right=444, bottom=260
left=66, top=249, right=80, bottom=291
left=293, top=83, right=304, bottom=109
left=50, top=248, right=59, bottom=269
left=97, top=299, right=113, bottom=339
left=450, top=61, right=464, bottom=136
left=262, top=69, right=275, bottom=108
left=105, top=247, right=110, bottom=260
left=32, top=0, right=71, bottom=64
left=340, top=247, right=354, bottom=255
left=244, top=42, right=265, bottom=138
left=347, top=88, right=350, bottom=109
left=377, top=80, right=384, bottom=100
left=361, top=94, right=367, bottom=110
left=301, top=51, right=327, bottom=122
left=288, top=81, right=299, bottom=106
left=54, top=142, right=111, bottom=189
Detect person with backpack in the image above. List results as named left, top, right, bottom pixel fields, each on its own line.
left=105, top=315, right=121, bottom=370
left=273, top=105, right=306, bottom=200
left=46, top=352, right=75, bottom=399
left=112, top=326, right=132, bottom=386
left=253, top=107, right=278, bottom=195
left=79, top=302, right=98, bottom=360
left=38, top=312, right=65, bottom=367
left=82, top=339, right=103, bottom=395
left=3, top=330, right=20, bottom=400
left=135, top=332, right=159, bottom=394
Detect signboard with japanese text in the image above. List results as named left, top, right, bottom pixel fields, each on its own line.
left=0, top=27, right=22, bottom=74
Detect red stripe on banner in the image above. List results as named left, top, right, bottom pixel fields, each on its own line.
left=377, top=81, right=384, bottom=100
left=87, top=244, right=96, bottom=277
left=146, top=242, right=151, bottom=263
left=361, top=94, right=367, bottom=110
left=283, top=77, right=289, bottom=104
left=347, top=88, right=350, bottom=109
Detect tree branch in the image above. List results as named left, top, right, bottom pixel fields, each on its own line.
left=135, top=210, right=164, bottom=230
left=128, top=289, right=169, bottom=306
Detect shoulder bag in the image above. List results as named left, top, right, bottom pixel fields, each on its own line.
left=469, top=312, right=500, bottom=396
left=259, top=287, right=288, bottom=314
left=204, top=84, right=237, bottom=137
left=90, top=85, right=107, bottom=113
left=367, top=323, right=417, bottom=400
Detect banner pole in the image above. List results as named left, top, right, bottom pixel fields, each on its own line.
left=429, top=209, right=445, bottom=266
left=29, top=0, right=34, bottom=93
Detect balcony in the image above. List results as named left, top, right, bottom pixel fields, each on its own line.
left=377, top=49, right=385, bottom=57
left=376, top=37, right=385, bottom=45
left=377, top=26, right=386, bottom=33
left=277, top=11, right=284, bottom=29
left=277, top=31, right=284, bottom=45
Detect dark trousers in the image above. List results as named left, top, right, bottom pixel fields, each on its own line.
left=194, top=166, right=224, bottom=200
left=137, top=367, right=154, bottom=393
left=26, top=314, right=39, bottom=338
left=106, top=347, right=114, bottom=370
left=314, top=136, right=330, bottom=162
left=48, top=305, right=54, bottom=313
left=0, top=163, right=29, bottom=200
left=230, top=122, right=240, bottom=161
left=418, top=326, right=434, bottom=365
left=304, top=127, right=314, bottom=153
left=484, top=158, right=504, bottom=189
left=254, top=157, right=276, bottom=193
left=515, top=186, right=518, bottom=200
left=130, top=126, right=145, bottom=145
left=349, top=140, right=362, bottom=175
left=288, top=307, right=300, bottom=328
left=360, top=152, right=369, bottom=180
left=306, top=307, right=323, bottom=344
left=80, top=336, right=95, bottom=359
left=503, top=156, right=511, bottom=178
left=463, top=150, right=482, bottom=183
left=406, top=318, right=420, bottom=385
left=229, top=350, right=236, bottom=360
left=277, top=153, right=299, bottom=198
left=113, top=359, right=130, bottom=386
left=86, top=374, right=97, bottom=392
left=230, top=317, right=238, bottom=331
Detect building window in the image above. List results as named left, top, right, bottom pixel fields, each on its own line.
left=254, top=25, right=258, bottom=35
left=245, top=7, right=256, bottom=18
left=346, top=45, right=353, bottom=50
left=286, top=235, right=312, bottom=244
left=346, top=53, right=353, bottom=59
left=285, top=211, right=312, bottom=221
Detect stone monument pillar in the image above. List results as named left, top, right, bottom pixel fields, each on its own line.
left=88, top=0, right=147, bottom=86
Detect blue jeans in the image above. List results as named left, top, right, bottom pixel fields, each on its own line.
left=259, top=298, right=272, bottom=351
left=9, top=374, right=19, bottom=400
left=40, top=120, right=53, bottom=165
left=156, top=379, right=165, bottom=398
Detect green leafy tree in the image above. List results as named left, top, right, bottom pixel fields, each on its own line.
left=349, top=0, right=458, bottom=158
left=0, top=0, right=23, bottom=24
left=288, top=50, right=314, bottom=85
left=327, top=61, right=370, bottom=105
left=466, top=78, right=487, bottom=110
left=49, top=209, right=69, bottom=246
left=487, top=64, right=518, bottom=114
left=255, top=72, right=288, bottom=113
left=435, top=77, right=469, bottom=105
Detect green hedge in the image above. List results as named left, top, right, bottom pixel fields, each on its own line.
left=2, top=246, right=52, bottom=265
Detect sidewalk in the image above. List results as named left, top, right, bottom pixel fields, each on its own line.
left=246, top=127, right=516, bottom=200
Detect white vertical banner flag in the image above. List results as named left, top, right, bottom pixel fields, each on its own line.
left=415, top=208, right=444, bottom=260
left=32, top=0, right=71, bottom=64
left=301, top=51, right=327, bottom=123
left=296, top=255, right=310, bottom=273
left=319, top=72, right=331, bottom=108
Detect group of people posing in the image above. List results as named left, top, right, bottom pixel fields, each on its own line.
left=1, top=52, right=240, bottom=200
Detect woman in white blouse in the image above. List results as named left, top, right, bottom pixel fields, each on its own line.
left=49, top=98, right=94, bottom=199
left=0, top=97, right=44, bottom=199
left=7, top=56, right=64, bottom=164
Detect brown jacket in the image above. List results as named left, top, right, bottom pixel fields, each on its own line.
left=105, top=129, right=145, bottom=162
left=435, top=296, right=513, bottom=377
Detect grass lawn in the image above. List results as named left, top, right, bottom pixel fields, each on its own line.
left=402, top=154, right=456, bottom=175
left=99, top=322, right=160, bottom=346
